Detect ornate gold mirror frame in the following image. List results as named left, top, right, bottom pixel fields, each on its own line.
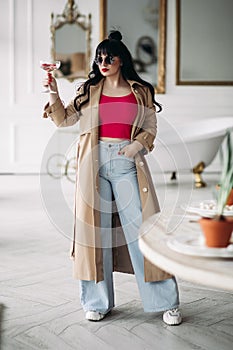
left=99, top=0, right=167, bottom=94
left=51, top=0, right=91, bottom=82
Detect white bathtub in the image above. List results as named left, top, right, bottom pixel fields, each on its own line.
left=147, top=117, right=233, bottom=185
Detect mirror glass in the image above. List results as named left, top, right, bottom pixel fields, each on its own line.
left=51, top=0, right=91, bottom=81
left=176, top=0, right=233, bottom=85
left=100, top=0, right=167, bottom=93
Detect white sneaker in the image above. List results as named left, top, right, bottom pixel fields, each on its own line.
left=163, top=308, right=182, bottom=325
left=85, top=311, right=105, bottom=322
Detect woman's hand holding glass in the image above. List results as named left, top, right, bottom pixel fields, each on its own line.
left=42, top=74, right=58, bottom=95
left=40, top=60, right=60, bottom=94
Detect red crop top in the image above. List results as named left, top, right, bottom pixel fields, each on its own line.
left=99, top=92, right=138, bottom=139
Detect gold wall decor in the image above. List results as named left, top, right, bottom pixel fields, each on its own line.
left=100, top=0, right=167, bottom=94
left=51, top=0, right=91, bottom=82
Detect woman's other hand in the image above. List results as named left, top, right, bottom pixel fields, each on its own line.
left=118, top=140, right=143, bottom=158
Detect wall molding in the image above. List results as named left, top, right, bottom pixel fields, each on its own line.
left=27, top=0, right=34, bottom=94
left=10, top=122, right=16, bottom=163
left=9, top=0, right=15, bottom=105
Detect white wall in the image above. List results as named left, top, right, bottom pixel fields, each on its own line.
left=0, top=0, right=99, bottom=173
left=0, top=0, right=232, bottom=173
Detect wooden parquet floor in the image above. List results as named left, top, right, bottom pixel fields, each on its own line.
left=0, top=175, right=233, bottom=350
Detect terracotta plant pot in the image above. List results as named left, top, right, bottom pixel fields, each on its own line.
left=199, top=217, right=233, bottom=248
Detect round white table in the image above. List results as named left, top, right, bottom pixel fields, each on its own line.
left=139, top=214, right=233, bottom=292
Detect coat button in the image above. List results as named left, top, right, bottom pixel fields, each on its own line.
left=139, top=161, right=144, bottom=166
left=142, top=187, right=148, bottom=193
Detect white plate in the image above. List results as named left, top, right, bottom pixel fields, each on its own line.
left=167, top=234, right=233, bottom=258
left=182, top=200, right=233, bottom=218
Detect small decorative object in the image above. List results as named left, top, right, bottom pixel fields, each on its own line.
left=199, top=131, right=233, bottom=247
left=216, top=142, right=233, bottom=206
left=136, top=36, right=157, bottom=66
left=226, top=189, right=233, bottom=206
left=216, top=185, right=233, bottom=206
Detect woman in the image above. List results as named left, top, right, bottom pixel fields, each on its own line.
left=43, top=31, right=182, bottom=325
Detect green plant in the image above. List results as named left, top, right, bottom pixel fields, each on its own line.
left=216, top=130, right=233, bottom=219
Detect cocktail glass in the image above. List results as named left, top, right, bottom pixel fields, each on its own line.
left=40, top=60, right=61, bottom=93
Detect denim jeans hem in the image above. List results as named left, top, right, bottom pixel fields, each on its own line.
left=143, top=303, right=180, bottom=313
left=83, top=307, right=114, bottom=315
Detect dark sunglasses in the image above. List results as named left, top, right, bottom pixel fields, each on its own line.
left=94, top=55, right=115, bottom=65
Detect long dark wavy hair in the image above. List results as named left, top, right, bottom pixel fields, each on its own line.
left=74, top=31, right=162, bottom=113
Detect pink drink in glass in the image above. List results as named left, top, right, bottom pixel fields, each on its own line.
left=40, top=60, right=61, bottom=93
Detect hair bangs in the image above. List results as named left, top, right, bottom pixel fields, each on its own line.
left=96, top=40, right=121, bottom=58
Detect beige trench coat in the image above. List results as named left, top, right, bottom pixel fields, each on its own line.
left=43, top=78, right=172, bottom=283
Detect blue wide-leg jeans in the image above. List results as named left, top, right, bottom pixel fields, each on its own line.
left=79, top=140, right=179, bottom=314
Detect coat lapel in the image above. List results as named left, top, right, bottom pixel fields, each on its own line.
left=127, top=80, right=146, bottom=138
left=89, top=79, right=105, bottom=133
